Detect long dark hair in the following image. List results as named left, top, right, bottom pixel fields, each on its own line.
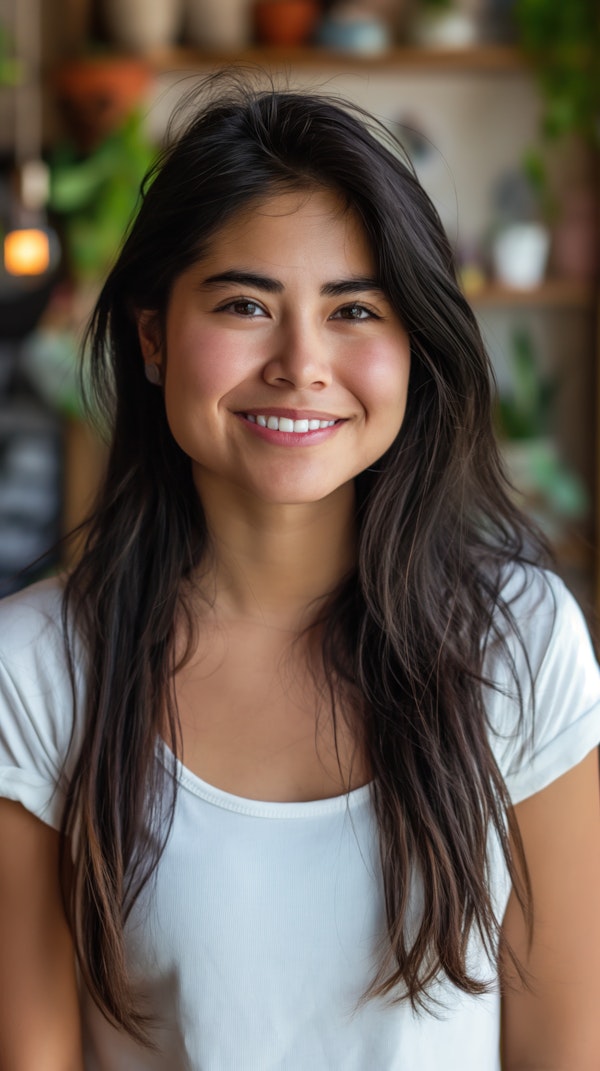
left=61, top=73, right=548, bottom=1043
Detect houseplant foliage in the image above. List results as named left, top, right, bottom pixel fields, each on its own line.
left=49, top=56, right=155, bottom=284
left=49, top=111, right=154, bottom=283
left=495, top=326, right=589, bottom=530
left=515, top=0, right=600, bottom=145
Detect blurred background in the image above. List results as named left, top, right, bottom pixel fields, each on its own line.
left=0, top=0, right=598, bottom=627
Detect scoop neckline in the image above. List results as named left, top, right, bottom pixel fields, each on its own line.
left=156, top=739, right=373, bottom=819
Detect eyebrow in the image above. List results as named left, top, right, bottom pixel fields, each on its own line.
left=200, top=269, right=387, bottom=298
left=201, top=270, right=283, bottom=293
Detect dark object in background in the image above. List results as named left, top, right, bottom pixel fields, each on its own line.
left=0, top=273, right=57, bottom=340
left=0, top=344, right=62, bottom=596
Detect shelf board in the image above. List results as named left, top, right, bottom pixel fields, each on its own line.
left=147, top=43, right=527, bottom=74
left=467, top=279, right=596, bottom=309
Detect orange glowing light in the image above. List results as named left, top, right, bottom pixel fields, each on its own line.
left=4, top=228, right=50, bottom=275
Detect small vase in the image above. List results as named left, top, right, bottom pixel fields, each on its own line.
left=103, top=0, right=184, bottom=53
left=317, top=7, right=390, bottom=53
left=186, top=0, right=252, bottom=49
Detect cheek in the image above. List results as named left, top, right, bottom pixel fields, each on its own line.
left=164, top=322, right=249, bottom=399
left=355, top=343, right=411, bottom=421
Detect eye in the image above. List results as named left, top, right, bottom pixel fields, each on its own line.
left=216, top=298, right=268, bottom=317
left=330, top=303, right=380, bottom=321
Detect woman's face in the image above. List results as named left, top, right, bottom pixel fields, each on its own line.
left=139, top=187, right=411, bottom=511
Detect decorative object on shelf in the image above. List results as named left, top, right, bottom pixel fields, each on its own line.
left=186, top=0, right=253, bottom=50
left=316, top=2, right=391, bottom=53
left=492, top=223, right=550, bottom=289
left=495, top=325, right=589, bottom=540
left=50, top=57, right=155, bottom=283
left=254, top=0, right=320, bottom=46
left=488, top=165, right=551, bottom=289
left=411, top=0, right=479, bottom=48
left=1, top=166, right=59, bottom=338
left=3, top=162, right=61, bottom=278
left=103, top=0, right=184, bottom=53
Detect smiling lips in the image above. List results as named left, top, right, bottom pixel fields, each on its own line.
left=246, top=414, right=337, bottom=433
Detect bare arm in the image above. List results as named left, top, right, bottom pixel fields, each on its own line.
left=501, top=748, right=600, bottom=1071
left=0, top=799, right=83, bottom=1071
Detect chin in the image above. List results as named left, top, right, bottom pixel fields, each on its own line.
left=244, top=477, right=355, bottom=508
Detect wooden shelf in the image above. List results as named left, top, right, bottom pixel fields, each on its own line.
left=467, top=280, right=596, bottom=310
left=146, top=44, right=527, bottom=74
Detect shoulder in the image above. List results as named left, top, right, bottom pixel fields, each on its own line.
left=0, top=576, right=76, bottom=700
left=489, top=564, right=590, bottom=675
left=0, top=577, right=83, bottom=829
left=0, top=576, right=66, bottom=661
left=485, top=565, right=600, bottom=804
left=496, top=562, right=561, bottom=631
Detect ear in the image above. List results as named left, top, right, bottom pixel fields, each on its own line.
left=136, top=309, right=163, bottom=366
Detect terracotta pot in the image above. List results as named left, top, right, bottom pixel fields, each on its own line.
left=254, top=0, right=320, bottom=46
left=53, top=57, right=152, bottom=152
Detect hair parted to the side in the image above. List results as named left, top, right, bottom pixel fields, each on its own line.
left=60, top=70, right=550, bottom=1044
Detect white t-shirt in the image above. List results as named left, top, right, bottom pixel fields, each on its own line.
left=0, top=569, right=599, bottom=1070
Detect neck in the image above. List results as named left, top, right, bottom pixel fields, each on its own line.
left=193, top=478, right=357, bottom=630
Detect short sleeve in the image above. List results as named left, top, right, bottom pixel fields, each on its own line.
left=486, top=569, right=600, bottom=805
left=0, top=578, right=81, bottom=830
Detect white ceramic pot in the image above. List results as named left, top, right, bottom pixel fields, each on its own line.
left=412, top=10, right=478, bottom=47
left=492, top=223, right=551, bottom=289
left=185, top=0, right=252, bottom=49
left=103, top=0, right=184, bottom=52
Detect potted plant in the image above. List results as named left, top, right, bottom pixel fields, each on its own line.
left=49, top=56, right=155, bottom=285
left=488, top=155, right=554, bottom=289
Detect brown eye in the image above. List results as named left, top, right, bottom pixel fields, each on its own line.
left=332, top=303, right=378, bottom=321
left=215, top=298, right=269, bottom=318
left=229, top=300, right=266, bottom=316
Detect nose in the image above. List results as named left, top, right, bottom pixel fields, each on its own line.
left=262, top=319, right=332, bottom=391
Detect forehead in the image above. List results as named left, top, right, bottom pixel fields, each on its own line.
left=195, top=186, right=375, bottom=274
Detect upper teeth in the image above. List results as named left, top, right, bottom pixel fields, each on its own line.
left=246, top=415, right=336, bottom=432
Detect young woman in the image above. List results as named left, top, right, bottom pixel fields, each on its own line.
left=0, top=78, right=599, bottom=1071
